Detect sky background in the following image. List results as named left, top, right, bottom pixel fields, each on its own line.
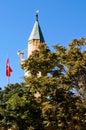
left=0, top=0, right=86, bottom=89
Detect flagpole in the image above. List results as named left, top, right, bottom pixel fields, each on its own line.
left=7, top=76, right=10, bottom=85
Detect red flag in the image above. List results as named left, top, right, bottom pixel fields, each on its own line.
left=6, top=58, right=13, bottom=76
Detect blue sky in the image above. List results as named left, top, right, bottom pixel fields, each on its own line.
left=0, top=0, right=86, bottom=89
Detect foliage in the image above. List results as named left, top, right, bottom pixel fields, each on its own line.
left=0, top=38, right=86, bottom=129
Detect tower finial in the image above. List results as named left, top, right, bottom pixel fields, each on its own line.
left=36, top=10, right=39, bottom=21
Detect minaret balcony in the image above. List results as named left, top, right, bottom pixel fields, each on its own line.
left=20, top=58, right=26, bottom=66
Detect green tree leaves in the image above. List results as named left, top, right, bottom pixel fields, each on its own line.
left=0, top=38, right=86, bottom=129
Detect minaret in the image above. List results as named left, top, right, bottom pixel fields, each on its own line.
left=18, top=11, right=45, bottom=77
left=28, top=11, right=45, bottom=58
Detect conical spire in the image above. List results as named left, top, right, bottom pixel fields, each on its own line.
left=28, top=11, right=45, bottom=42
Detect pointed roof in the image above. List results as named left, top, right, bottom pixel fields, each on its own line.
left=28, top=11, right=45, bottom=42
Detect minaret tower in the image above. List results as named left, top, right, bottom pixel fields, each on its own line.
left=18, top=11, right=45, bottom=77
left=28, top=11, right=45, bottom=58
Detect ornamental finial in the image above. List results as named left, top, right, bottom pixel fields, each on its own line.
left=36, top=10, right=39, bottom=21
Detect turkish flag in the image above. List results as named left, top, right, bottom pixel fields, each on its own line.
left=6, top=58, right=13, bottom=76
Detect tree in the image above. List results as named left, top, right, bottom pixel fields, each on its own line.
left=0, top=38, right=86, bottom=130
left=22, top=40, right=86, bottom=129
